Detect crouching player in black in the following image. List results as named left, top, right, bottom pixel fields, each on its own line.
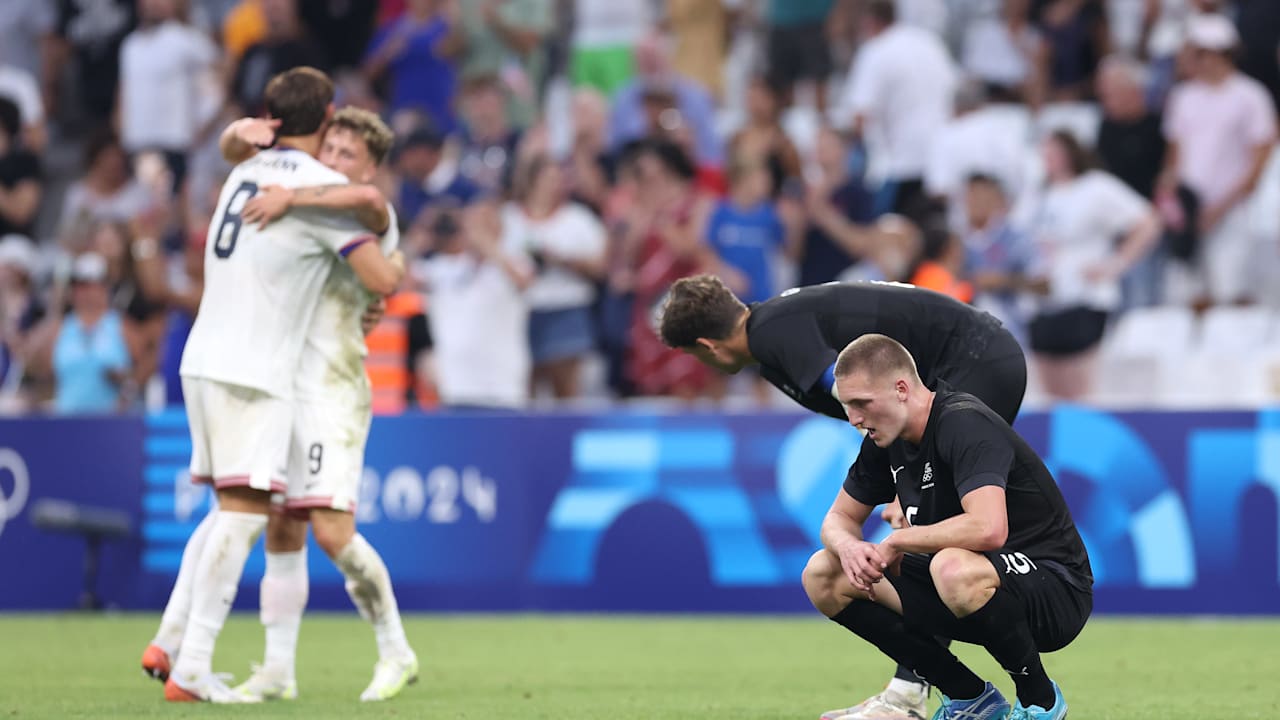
left=803, top=334, right=1092, bottom=720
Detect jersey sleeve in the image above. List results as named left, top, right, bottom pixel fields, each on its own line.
left=301, top=210, right=379, bottom=258
left=842, top=436, right=896, bottom=506
left=748, top=313, right=838, bottom=395
left=937, top=406, right=1015, bottom=498
left=380, top=204, right=401, bottom=255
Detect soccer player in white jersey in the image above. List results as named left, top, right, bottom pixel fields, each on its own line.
left=147, top=67, right=406, bottom=703
left=220, top=107, right=419, bottom=702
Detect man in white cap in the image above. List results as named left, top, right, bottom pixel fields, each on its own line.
left=1160, top=12, right=1278, bottom=307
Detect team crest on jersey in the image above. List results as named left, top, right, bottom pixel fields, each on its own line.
left=921, top=462, right=934, bottom=489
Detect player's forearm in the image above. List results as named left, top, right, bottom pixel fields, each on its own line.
left=220, top=120, right=259, bottom=164
left=883, top=513, right=1006, bottom=554
left=289, top=185, right=390, bottom=234
left=819, top=511, right=865, bottom=554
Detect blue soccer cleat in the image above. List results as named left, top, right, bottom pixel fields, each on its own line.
left=929, top=682, right=1011, bottom=720
left=1009, top=681, right=1067, bottom=720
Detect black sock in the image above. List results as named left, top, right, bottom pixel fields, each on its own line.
left=894, top=634, right=953, bottom=684
left=955, top=588, right=1054, bottom=709
left=832, top=601, right=985, bottom=700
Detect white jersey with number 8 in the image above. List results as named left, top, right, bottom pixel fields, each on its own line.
left=180, top=148, right=372, bottom=400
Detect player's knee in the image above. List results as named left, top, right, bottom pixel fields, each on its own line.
left=310, top=511, right=356, bottom=558
left=928, top=547, right=987, bottom=596
left=264, top=513, right=307, bottom=552
left=801, top=549, right=842, bottom=614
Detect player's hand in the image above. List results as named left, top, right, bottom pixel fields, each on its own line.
left=232, top=117, right=281, bottom=148
left=360, top=297, right=386, bottom=336
left=882, top=499, right=907, bottom=529
left=388, top=249, right=406, bottom=276
left=243, top=185, right=293, bottom=228
left=875, top=538, right=905, bottom=577
left=835, top=539, right=886, bottom=597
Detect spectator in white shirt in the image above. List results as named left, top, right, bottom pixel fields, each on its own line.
left=415, top=200, right=535, bottom=410
left=925, top=79, right=1029, bottom=233
left=502, top=154, right=607, bottom=400
left=1027, top=130, right=1161, bottom=401
left=1160, top=13, right=1278, bottom=307
left=837, top=0, right=957, bottom=222
left=961, top=0, right=1048, bottom=106
left=118, top=0, right=221, bottom=194
left=60, top=131, right=155, bottom=237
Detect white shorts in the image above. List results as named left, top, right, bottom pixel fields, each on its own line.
left=283, top=393, right=372, bottom=515
left=183, top=377, right=290, bottom=493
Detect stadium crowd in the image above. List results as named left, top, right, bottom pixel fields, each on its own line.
left=2, top=0, right=1280, bottom=414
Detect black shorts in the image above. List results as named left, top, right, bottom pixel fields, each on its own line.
left=940, top=328, right=1028, bottom=425
left=1028, top=306, right=1108, bottom=356
left=887, top=551, right=1092, bottom=653
left=767, top=22, right=832, bottom=86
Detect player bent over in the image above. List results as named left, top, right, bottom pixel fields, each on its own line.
left=802, top=335, right=1092, bottom=720
left=660, top=275, right=1029, bottom=719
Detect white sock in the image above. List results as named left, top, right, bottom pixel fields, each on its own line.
left=888, top=677, right=929, bottom=700
left=152, top=509, right=218, bottom=654
left=334, top=534, right=412, bottom=660
left=171, top=510, right=266, bottom=681
left=260, top=549, right=308, bottom=677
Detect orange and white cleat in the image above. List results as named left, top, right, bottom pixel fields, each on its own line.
left=141, top=644, right=171, bottom=682
left=164, top=673, right=252, bottom=703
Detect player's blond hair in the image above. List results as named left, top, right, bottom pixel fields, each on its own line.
left=329, top=107, right=395, bottom=165
left=834, top=334, right=921, bottom=384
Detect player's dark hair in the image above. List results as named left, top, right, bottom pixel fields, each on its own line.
left=264, top=67, right=334, bottom=138
left=834, top=334, right=920, bottom=383
left=658, top=274, right=748, bottom=348
left=867, top=0, right=896, bottom=25
left=329, top=106, right=394, bottom=164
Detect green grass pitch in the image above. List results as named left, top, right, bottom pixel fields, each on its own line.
left=0, top=614, right=1276, bottom=719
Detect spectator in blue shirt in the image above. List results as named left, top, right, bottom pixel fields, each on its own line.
left=52, top=253, right=131, bottom=414
left=363, top=0, right=463, bottom=135
left=609, top=35, right=721, bottom=167
left=705, top=157, right=801, bottom=305
left=393, top=126, right=480, bottom=229
left=961, top=173, right=1042, bottom=345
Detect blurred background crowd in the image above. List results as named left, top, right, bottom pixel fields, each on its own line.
left=3, top=0, right=1280, bottom=416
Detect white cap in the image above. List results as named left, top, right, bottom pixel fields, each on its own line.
left=0, top=234, right=37, bottom=276
left=71, top=252, right=108, bottom=283
left=1186, top=13, right=1239, bottom=52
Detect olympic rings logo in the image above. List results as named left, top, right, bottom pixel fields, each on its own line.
left=0, top=448, right=31, bottom=540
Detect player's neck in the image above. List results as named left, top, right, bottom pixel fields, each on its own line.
left=733, top=312, right=756, bottom=366
left=901, top=390, right=934, bottom=446
left=276, top=135, right=322, bottom=157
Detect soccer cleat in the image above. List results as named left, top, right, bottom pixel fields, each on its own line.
left=141, top=644, right=171, bottom=682
left=359, top=653, right=419, bottom=702
left=1009, top=681, right=1067, bottom=720
left=928, top=683, right=1010, bottom=720
left=164, top=673, right=253, bottom=703
left=821, top=685, right=929, bottom=720
left=232, top=663, right=298, bottom=701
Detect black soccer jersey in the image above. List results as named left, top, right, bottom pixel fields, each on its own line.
left=842, top=388, right=1093, bottom=591
left=745, top=282, right=1007, bottom=420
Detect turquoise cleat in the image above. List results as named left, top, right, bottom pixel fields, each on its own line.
left=1009, top=681, right=1067, bottom=720
left=928, top=682, right=1012, bottom=720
